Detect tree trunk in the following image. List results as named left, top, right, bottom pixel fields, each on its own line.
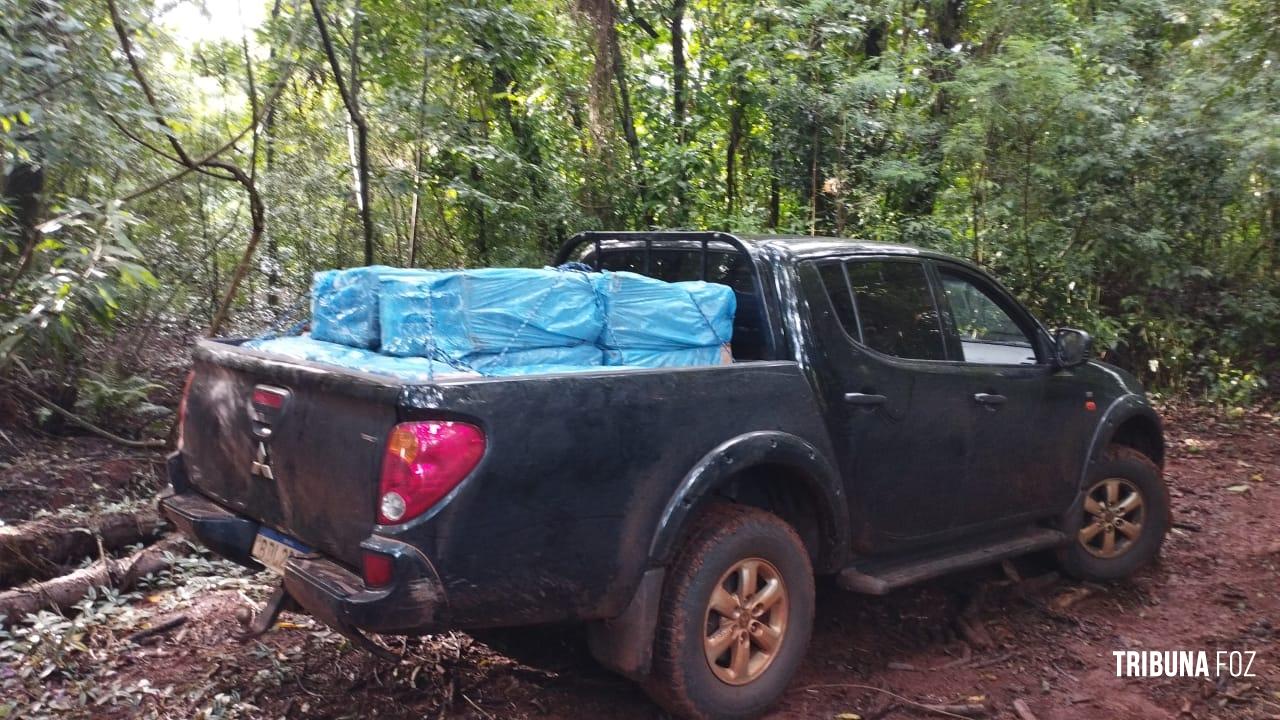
left=768, top=141, right=781, bottom=229
left=608, top=5, right=650, bottom=226
left=809, top=121, right=820, bottom=235
left=408, top=51, right=430, bottom=268
left=670, top=0, right=688, bottom=222
left=492, top=62, right=554, bottom=255
left=264, top=101, right=280, bottom=304
left=264, top=0, right=283, bottom=305
left=575, top=0, right=649, bottom=226
left=0, top=507, right=167, bottom=586
left=0, top=536, right=186, bottom=623
left=311, top=0, right=376, bottom=265
left=1, top=160, right=45, bottom=294
left=726, top=84, right=743, bottom=221
left=208, top=180, right=267, bottom=336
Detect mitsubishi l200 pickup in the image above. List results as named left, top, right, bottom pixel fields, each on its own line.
left=161, top=231, right=1167, bottom=720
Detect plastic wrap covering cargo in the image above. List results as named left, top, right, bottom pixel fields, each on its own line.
left=594, top=271, right=735, bottom=367
left=484, top=363, right=615, bottom=377
left=295, top=264, right=736, bottom=378
left=243, top=335, right=473, bottom=382
left=311, top=266, right=433, bottom=349
left=378, top=269, right=602, bottom=359
left=602, top=345, right=728, bottom=368
left=461, top=343, right=603, bottom=373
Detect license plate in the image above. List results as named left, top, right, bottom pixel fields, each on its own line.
left=251, top=528, right=312, bottom=574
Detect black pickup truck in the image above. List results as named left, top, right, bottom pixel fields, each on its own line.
left=160, top=231, right=1168, bottom=720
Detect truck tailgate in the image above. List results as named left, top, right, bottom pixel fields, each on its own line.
left=181, top=342, right=401, bottom=568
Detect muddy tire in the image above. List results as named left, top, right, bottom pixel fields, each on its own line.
left=645, top=502, right=814, bottom=720
left=1058, top=445, right=1169, bottom=581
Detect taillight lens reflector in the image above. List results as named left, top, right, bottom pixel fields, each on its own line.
left=252, top=386, right=287, bottom=409
left=377, top=421, right=485, bottom=525
left=362, top=550, right=395, bottom=588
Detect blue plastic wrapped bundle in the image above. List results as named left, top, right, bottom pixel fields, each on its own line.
left=311, top=266, right=435, bottom=349
left=483, top=363, right=615, bottom=377
left=460, top=344, right=603, bottom=373
left=594, top=271, right=735, bottom=350
left=243, top=335, right=342, bottom=361
left=244, top=335, right=472, bottom=382
left=603, top=346, right=727, bottom=368
left=379, top=269, right=603, bottom=359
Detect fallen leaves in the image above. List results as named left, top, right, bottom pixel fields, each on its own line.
left=1050, top=587, right=1093, bottom=612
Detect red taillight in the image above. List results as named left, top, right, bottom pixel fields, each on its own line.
left=377, top=421, right=485, bottom=525
left=362, top=550, right=395, bottom=588
left=252, top=386, right=287, bottom=409
left=176, top=370, right=195, bottom=450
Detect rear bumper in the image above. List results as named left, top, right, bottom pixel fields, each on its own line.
left=159, top=456, right=444, bottom=634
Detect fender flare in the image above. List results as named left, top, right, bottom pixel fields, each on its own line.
left=1059, top=394, right=1164, bottom=530
left=647, top=431, right=850, bottom=571
left=1079, top=394, right=1164, bottom=488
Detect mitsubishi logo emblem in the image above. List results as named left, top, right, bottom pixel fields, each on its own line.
left=251, top=432, right=275, bottom=480
left=249, top=385, right=289, bottom=481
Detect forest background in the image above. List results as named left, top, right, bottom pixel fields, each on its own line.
left=3, top=0, right=1277, bottom=432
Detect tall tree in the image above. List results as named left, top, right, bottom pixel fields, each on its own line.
left=310, top=0, right=376, bottom=265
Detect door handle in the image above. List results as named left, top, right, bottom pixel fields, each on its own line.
left=973, top=392, right=1007, bottom=406
left=844, top=392, right=888, bottom=406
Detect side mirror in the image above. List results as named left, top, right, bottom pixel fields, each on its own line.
left=1054, top=328, right=1092, bottom=369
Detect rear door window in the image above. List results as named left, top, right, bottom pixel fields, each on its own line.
left=841, top=260, right=947, bottom=361
left=817, top=263, right=859, bottom=339
left=817, top=259, right=947, bottom=361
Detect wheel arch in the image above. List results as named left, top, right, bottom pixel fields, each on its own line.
left=1080, top=395, right=1165, bottom=489
left=1110, top=412, right=1165, bottom=469
left=648, top=431, right=850, bottom=573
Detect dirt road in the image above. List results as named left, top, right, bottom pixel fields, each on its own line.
left=2, top=405, right=1277, bottom=719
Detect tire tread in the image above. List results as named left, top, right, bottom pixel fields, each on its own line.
left=647, top=502, right=811, bottom=720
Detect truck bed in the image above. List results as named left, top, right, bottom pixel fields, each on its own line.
left=180, top=337, right=833, bottom=627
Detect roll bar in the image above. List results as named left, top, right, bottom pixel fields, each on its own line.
left=553, top=231, right=755, bottom=281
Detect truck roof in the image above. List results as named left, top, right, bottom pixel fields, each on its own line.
left=736, top=234, right=940, bottom=261
left=558, top=230, right=962, bottom=266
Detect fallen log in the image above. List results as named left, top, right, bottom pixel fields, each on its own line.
left=0, top=506, right=168, bottom=586
left=800, top=684, right=989, bottom=719
left=128, top=613, right=188, bottom=644
left=0, top=535, right=188, bottom=623
left=1012, top=699, right=1040, bottom=720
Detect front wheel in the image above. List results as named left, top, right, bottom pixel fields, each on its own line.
left=646, top=503, right=815, bottom=720
left=1058, top=445, right=1170, bottom=581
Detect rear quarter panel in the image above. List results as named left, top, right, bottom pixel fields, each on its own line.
left=387, top=362, right=833, bottom=628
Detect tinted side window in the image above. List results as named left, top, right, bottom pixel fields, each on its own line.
left=817, top=263, right=859, bottom=339
left=845, top=261, right=946, bottom=361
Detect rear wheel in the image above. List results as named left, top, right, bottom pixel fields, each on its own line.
left=646, top=503, right=814, bottom=720
left=1058, top=445, right=1169, bottom=581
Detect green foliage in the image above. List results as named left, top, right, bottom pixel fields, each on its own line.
left=1, top=203, right=159, bottom=369
left=2, top=0, right=1276, bottom=401
left=75, top=369, right=170, bottom=431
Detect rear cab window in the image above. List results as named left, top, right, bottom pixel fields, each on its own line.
left=585, top=246, right=767, bottom=360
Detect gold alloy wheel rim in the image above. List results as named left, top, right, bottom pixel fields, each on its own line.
left=1078, top=477, right=1145, bottom=558
left=703, top=557, right=789, bottom=686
